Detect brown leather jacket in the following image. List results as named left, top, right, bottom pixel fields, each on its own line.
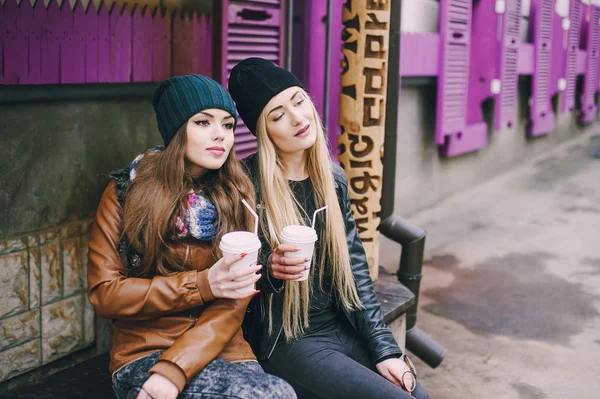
left=87, top=182, right=256, bottom=392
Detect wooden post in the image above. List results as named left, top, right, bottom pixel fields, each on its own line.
left=337, top=0, right=391, bottom=282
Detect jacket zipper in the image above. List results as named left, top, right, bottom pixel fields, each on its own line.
left=267, top=326, right=284, bottom=359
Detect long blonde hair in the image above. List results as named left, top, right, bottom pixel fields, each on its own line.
left=256, top=89, right=363, bottom=340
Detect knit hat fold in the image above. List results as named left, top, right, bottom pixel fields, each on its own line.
left=152, top=75, right=238, bottom=146
left=228, top=58, right=303, bottom=136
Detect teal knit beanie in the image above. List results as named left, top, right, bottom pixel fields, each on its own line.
left=152, top=75, right=238, bottom=146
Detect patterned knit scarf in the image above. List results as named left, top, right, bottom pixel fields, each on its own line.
left=130, top=147, right=218, bottom=241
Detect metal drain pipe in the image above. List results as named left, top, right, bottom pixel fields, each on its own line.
left=379, top=216, right=446, bottom=368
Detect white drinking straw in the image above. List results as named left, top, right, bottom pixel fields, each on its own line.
left=242, top=199, right=259, bottom=235
left=312, top=205, right=328, bottom=229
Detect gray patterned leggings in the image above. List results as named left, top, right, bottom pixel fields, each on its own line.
left=112, top=351, right=297, bottom=399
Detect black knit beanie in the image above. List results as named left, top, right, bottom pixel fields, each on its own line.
left=228, top=58, right=303, bottom=136
left=152, top=74, right=238, bottom=146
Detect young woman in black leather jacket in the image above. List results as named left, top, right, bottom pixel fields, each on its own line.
left=229, top=58, right=431, bottom=399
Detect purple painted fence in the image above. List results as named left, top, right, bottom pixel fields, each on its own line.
left=580, top=4, right=600, bottom=124
left=218, top=0, right=287, bottom=159
left=0, top=0, right=213, bottom=85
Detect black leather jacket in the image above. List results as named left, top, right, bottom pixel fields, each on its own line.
left=241, top=153, right=403, bottom=364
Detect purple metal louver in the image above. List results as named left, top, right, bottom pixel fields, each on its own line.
left=563, top=0, right=582, bottom=113
left=218, top=0, right=287, bottom=159
left=579, top=3, right=600, bottom=124
left=437, top=0, right=487, bottom=157
left=528, top=0, right=555, bottom=136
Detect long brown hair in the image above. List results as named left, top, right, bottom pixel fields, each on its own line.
left=122, top=125, right=256, bottom=278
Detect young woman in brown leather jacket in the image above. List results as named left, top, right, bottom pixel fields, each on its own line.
left=87, top=75, right=296, bottom=399
left=229, top=59, right=431, bottom=399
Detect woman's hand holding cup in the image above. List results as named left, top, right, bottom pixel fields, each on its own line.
left=269, top=244, right=310, bottom=280
left=208, top=253, right=262, bottom=299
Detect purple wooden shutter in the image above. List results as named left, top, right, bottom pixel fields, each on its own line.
left=217, top=0, right=287, bottom=159
left=495, top=0, right=522, bottom=130
left=529, top=0, right=555, bottom=136
left=437, top=0, right=487, bottom=157
left=563, top=0, right=582, bottom=113
left=580, top=4, right=600, bottom=124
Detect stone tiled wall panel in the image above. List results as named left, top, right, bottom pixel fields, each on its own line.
left=0, top=251, right=29, bottom=318
left=0, top=310, right=41, bottom=352
left=63, top=237, right=83, bottom=297
left=0, top=220, right=95, bottom=383
left=83, top=297, right=96, bottom=346
left=0, top=340, right=41, bottom=382
left=42, top=297, right=83, bottom=365
left=29, top=247, right=41, bottom=309
left=41, top=241, right=62, bottom=305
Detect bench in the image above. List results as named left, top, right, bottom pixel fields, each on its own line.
left=374, top=266, right=416, bottom=351
left=1, top=351, right=113, bottom=399
left=3, top=270, right=414, bottom=398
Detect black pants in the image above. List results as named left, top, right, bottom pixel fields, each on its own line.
left=261, top=321, right=431, bottom=399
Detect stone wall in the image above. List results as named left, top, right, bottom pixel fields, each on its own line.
left=0, top=220, right=94, bottom=383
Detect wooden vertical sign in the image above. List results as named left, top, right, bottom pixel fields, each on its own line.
left=337, top=0, right=391, bottom=281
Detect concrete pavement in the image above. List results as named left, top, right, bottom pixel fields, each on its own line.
left=380, top=132, right=600, bottom=399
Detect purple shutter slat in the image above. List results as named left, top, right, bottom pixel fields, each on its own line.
left=199, top=13, right=209, bottom=76
left=172, top=9, right=185, bottom=76
left=494, top=0, right=521, bottom=130
left=98, top=2, right=110, bottom=82
left=2, top=0, right=27, bottom=85
left=562, top=0, right=582, bottom=112
left=109, top=4, right=119, bottom=82
left=110, top=5, right=132, bottom=82
left=85, top=3, right=99, bottom=83
left=191, top=13, right=202, bottom=74
left=152, top=9, right=171, bottom=81
left=132, top=6, right=153, bottom=82
left=22, top=0, right=45, bottom=84
left=43, top=0, right=61, bottom=84
left=437, top=0, right=487, bottom=157
left=579, top=5, right=600, bottom=124
left=549, top=11, right=563, bottom=95
left=0, top=3, right=3, bottom=82
left=529, top=0, right=555, bottom=136
left=62, top=4, right=86, bottom=83
left=206, top=14, right=213, bottom=78
left=185, top=12, right=194, bottom=75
